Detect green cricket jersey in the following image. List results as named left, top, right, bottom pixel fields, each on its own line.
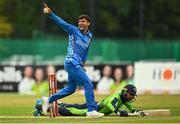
left=98, top=92, right=135, bottom=115
left=66, top=92, right=136, bottom=116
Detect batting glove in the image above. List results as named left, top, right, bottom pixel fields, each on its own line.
left=118, top=110, right=128, bottom=116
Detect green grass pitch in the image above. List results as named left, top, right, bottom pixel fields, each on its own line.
left=0, top=93, right=180, bottom=123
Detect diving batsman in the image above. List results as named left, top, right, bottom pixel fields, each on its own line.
left=33, top=84, right=147, bottom=117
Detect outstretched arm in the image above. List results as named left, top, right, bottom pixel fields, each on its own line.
left=124, top=102, right=136, bottom=112
left=43, top=3, right=75, bottom=34
left=124, top=102, right=147, bottom=116
left=110, top=98, right=128, bottom=116
left=99, top=97, right=128, bottom=116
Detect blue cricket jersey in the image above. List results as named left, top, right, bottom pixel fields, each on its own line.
left=49, top=13, right=92, bottom=66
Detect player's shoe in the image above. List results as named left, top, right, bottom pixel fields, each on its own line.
left=86, top=111, right=104, bottom=118
left=32, top=99, right=43, bottom=117
left=42, top=96, right=49, bottom=115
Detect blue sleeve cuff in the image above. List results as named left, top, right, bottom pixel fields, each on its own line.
left=49, top=12, right=57, bottom=20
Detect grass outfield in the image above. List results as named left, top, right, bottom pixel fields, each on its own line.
left=0, top=93, right=180, bottom=123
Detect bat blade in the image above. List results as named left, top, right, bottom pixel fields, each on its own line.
left=128, top=109, right=171, bottom=117
left=144, top=109, right=171, bottom=117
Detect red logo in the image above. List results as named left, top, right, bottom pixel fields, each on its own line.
left=163, top=69, right=173, bottom=80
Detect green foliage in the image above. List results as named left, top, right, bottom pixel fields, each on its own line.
left=0, top=0, right=179, bottom=39
left=144, top=0, right=180, bottom=39
left=0, top=16, right=13, bottom=37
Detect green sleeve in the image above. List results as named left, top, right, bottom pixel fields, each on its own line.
left=105, top=94, right=120, bottom=113
left=98, top=93, right=123, bottom=115
left=124, top=102, right=136, bottom=112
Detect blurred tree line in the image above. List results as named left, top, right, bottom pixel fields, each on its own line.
left=0, top=0, right=179, bottom=39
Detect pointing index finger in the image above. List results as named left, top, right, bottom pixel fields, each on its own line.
left=43, top=3, right=48, bottom=8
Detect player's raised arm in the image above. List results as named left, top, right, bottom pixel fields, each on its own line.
left=42, top=3, right=75, bottom=34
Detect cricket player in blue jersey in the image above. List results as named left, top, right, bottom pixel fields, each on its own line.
left=42, top=4, right=104, bottom=118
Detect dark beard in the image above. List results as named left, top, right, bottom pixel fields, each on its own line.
left=120, top=91, right=128, bottom=103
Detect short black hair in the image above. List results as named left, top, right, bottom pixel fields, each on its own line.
left=77, top=14, right=91, bottom=22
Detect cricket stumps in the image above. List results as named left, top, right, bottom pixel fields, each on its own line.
left=48, top=73, right=59, bottom=118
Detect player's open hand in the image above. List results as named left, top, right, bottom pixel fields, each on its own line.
left=43, top=3, right=52, bottom=14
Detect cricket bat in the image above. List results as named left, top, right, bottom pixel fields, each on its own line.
left=128, top=109, right=171, bottom=117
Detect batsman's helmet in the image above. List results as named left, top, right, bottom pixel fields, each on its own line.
left=121, top=84, right=137, bottom=102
